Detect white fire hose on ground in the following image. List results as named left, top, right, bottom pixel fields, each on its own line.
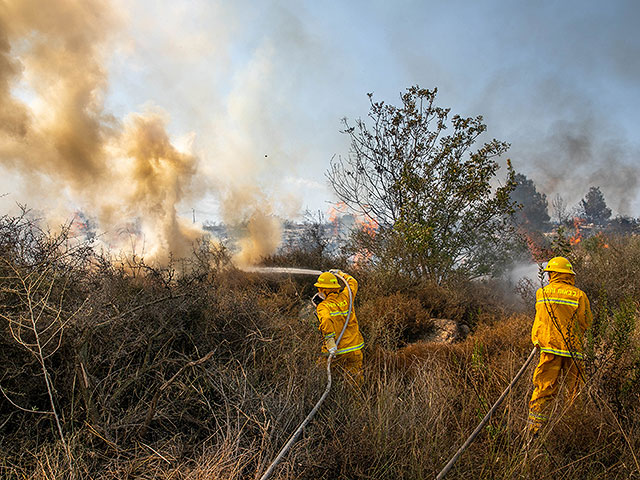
left=242, top=267, right=353, bottom=480
left=435, top=346, right=538, bottom=479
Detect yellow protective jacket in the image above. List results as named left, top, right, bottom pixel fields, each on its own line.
left=532, top=272, right=592, bottom=359
left=316, top=271, right=364, bottom=356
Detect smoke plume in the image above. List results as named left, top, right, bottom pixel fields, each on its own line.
left=528, top=119, right=639, bottom=216
left=218, top=185, right=282, bottom=267
left=0, top=0, right=283, bottom=265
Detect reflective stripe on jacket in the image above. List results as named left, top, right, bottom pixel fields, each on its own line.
left=532, top=272, right=592, bottom=359
left=316, top=271, right=364, bottom=355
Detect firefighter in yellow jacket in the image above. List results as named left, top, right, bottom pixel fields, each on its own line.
left=528, top=256, right=592, bottom=434
left=313, top=270, right=364, bottom=382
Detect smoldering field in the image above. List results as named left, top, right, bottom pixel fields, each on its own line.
left=1, top=0, right=639, bottom=267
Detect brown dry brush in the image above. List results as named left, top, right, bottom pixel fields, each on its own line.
left=247, top=239, right=640, bottom=479
left=267, top=314, right=638, bottom=480
left=0, top=212, right=639, bottom=479
left=0, top=211, right=296, bottom=479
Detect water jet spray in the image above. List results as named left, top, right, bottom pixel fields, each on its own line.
left=239, top=266, right=322, bottom=276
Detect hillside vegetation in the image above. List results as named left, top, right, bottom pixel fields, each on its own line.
left=1, top=212, right=639, bottom=479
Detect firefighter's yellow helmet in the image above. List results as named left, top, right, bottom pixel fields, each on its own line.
left=543, top=256, right=575, bottom=275
left=314, top=272, right=340, bottom=289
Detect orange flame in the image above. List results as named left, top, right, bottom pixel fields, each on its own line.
left=327, top=201, right=348, bottom=224
left=356, top=213, right=378, bottom=237
left=595, top=232, right=609, bottom=249
left=569, top=218, right=585, bottom=245
left=351, top=250, right=372, bottom=267
left=326, top=201, right=380, bottom=243
left=69, top=211, right=90, bottom=239
left=518, top=227, right=549, bottom=262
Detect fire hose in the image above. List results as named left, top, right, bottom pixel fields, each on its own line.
left=435, top=346, right=538, bottom=480
left=244, top=267, right=537, bottom=479
left=245, top=267, right=354, bottom=480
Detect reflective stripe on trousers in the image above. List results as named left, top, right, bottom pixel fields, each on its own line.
left=528, top=351, right=582, bottom=432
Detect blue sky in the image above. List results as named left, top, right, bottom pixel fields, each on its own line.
left=4, top=0, right=639, bottom=224
left=106, top=0, right=639, bottom=221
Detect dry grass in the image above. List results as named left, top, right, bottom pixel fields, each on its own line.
left=0, top=215, right=639, bottom=479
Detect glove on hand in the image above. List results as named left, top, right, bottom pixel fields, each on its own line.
left=311, top=292, right=324, bottom=306
left=325, top=337, right=338, bottom=357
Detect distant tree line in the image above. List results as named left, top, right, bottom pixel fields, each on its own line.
left=510, top=174, right=637, bottom=235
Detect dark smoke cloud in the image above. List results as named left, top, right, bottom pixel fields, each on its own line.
left=458, top=1, right=640, bottom=217
left=495, top=77, right=640, bottom=217
left=527, top=118, right=638, bottom=215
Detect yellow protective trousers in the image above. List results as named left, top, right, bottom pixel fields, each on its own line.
left=528, top=351, right=582, bottom=433
left=318, top=349, right=363, bottom=386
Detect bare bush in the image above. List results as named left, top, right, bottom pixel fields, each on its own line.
left=0, top=210, right=638, bottom=479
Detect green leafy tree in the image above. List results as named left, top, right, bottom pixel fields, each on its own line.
left=510, top=173, right=550, bottom=232
left=580, top=186, right=612, bottom=225
left=328, top=86, right=517, bottom=281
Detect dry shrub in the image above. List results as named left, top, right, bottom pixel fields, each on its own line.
left=355, top=270, right=516, bottom=354
left=358, top=293, right=434, bottom=349
left=378, top=340, right=467, bottom=384
left=256, top=276, right=308, bottom=319
left=0, top=211, right=305, bottom=478
left=468, top=314, right=532, bottom=355
left=573, top=234, right=640, bottom=307
left=282, top=304, right=639, bottom=479
left=1, top=211, right=639, bottom=479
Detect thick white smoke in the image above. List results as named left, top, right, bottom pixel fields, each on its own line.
left=0, top=0, right=285, bottom=265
